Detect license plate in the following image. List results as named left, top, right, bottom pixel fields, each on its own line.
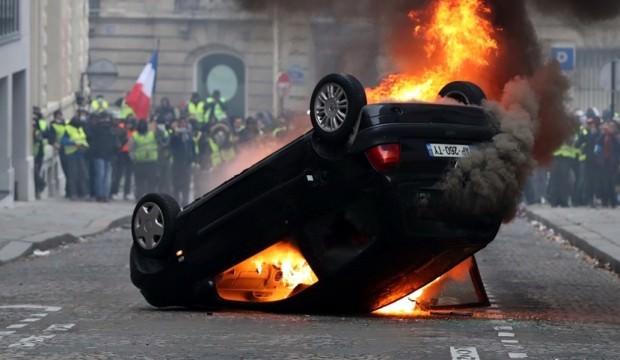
left=426, top=143, right=471, bottom=158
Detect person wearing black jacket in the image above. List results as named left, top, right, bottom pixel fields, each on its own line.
left=155, top=97, right=177, bottom=125
left=596, top=121, right=620, bottom=208
left=88, top=112, right=120, bottom=202
left=169, top=117, right=195, bottom=206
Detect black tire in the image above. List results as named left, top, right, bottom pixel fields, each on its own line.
left=310, top=73, right=367, bottom=144
left=438, top=81, right=487, bottom=106
left=131, top=193, right=180, bottom=258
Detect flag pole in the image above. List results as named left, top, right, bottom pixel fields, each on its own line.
left=151, top=38, right=160, bottom=121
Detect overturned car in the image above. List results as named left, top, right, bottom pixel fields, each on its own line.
left=130, top=74, right=501, bottom=314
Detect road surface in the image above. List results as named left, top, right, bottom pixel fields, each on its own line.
left=1, top=218, right=618, bottom=359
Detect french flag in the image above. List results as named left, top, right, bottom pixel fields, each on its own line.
left=126, top=50, right=158, bottom=120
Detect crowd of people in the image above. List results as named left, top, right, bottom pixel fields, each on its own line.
left=31, top=93, right=620, bottom=210
left=32, top=92, right=300, bottom=206
left=526, top=107, right=620, bottom=208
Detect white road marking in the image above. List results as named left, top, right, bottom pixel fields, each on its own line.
left=30, top=313, right=48, bottom=317
left=501, top=339, right=519, bottom=344
left=494, top=326, right=513, bottom=331
left=498, top=332, right=515, bottom=337
left=6, top=324, right=27, bottom=329
left=0, top=331, right=16, bottom=336
left=7, top=335, right=55, bottom=349
left=44, top=323, right=75, bottom=332
left=508, top=353, right=528, bottom=359
left=0, top=305, right=61, bottom=312
left=450, top=346, right=480, bottom=360
left=20, top=318, right=41, bottom=322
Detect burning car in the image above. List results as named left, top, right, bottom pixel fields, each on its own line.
left=130, top=73, right=501, bottom=314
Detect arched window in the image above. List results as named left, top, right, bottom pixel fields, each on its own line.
left=196, top=53, right=245, bottom=118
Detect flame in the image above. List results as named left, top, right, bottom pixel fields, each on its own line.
left=373, top=277, right=441, bottom=316
left=216, top=241, right=318, bottom=303
left=366, top=0, right=499, bottom=103
left=374, top=257, right=480, bottom=317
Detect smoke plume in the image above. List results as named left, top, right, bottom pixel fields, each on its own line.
left=441, top=63, right=572, bottom=221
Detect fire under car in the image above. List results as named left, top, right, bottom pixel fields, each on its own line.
left=130, top=73, right=502, bottom=314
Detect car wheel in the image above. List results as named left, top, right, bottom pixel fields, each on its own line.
left=131, top=193, right=180, bottom=258
left=310, top=73, right=367, bottom=144
left=439, top=81, right=487, bottom=106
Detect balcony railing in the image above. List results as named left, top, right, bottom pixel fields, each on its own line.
left=0, top=0, right=19, bottom=44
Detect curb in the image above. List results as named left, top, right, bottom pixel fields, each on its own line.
left=523, top=209, right=620, bottom=275
left=0, top=215, right=131, bottom=266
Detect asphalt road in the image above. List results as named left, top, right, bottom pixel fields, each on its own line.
left=0, top=218, right=619, bottom=359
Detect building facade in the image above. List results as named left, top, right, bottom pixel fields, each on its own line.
left=532, top=13, right=620, bottom=112
left=0, top=0, right=32, bottom=204
left=88, top=0, right=379, bottom=118
left=31, top=0, right=90, bottom=117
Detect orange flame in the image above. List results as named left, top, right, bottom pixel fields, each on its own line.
left=366, top=0, right=499, bottom=103
left=374, top=258, right=480, bottom=317
left=216, top=241, right=318, bottom=303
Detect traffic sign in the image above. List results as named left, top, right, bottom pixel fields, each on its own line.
left=287, top=65, right=305, bottom=85
left=551, top=45, right=575, bottom=72
left=276, top=72, right=291, bottom=97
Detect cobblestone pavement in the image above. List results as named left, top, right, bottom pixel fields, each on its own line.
left=0, top=218, right=618, bottom=359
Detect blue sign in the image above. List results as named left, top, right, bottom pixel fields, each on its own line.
left=287, top=65, right=305, bottom=85
left=551, top=46, right=575, bottom=72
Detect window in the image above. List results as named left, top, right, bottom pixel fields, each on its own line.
left=175, top=0, right=201, bottom=12
left=0, top=0, right=19, bottom=43
left=89, top=0, right=101, bottom=16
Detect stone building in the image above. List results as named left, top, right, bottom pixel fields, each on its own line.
left=31, top=0, right=90, bottom=118
left=0, top=0, right=32, bottom=204
left=0, top=0, right=89, bottom=205
left=533, top=13, right=620, bottom=112
left=87, top=0, right=379, bottom=118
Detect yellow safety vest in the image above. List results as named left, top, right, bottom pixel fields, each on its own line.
left=33, top=119, right=48, bottom=156
left=91, top=99, right=109, bottom=112
left=204, top=97, right=228, bottom=123
left=52, top=121, right=67, bottom=141
left=64, top=125, right=88, bottom=155
left=120, top=101, right=134, bottom=119
left=188, top=101, right=205, bottom=121
left=133, top=131, right=158, bottom=162
left=553, top=144, right=576, bottom=159
left=208, top=138, right=222, bottom=168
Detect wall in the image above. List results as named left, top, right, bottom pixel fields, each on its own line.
left=0, top=0, right=33, bottom=203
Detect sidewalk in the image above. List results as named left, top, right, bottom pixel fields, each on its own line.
left=0, top=199, right=132, bottom=265
left=524, top=205, right=620, bottom=274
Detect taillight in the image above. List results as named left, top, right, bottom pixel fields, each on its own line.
left=365, top=144, right=401, bottom=172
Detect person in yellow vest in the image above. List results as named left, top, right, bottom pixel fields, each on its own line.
left=548, top=142, right=576, bottom=207
left=129, top=120, right=159, bottom=200
left=204, top=90, right=228, bottom=125
left=61, top=116, right=90, bottom=199
left=208, top=123, right=236, bottom=171
left=120, top=94, right=135, bottom=120
left=187, top=92, right=205, bottom=123
left=91, top=94, right=110, bottom=113
left=33, top=107, right=49, bottom=199
left=49, top=110, right=73, bottom=198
